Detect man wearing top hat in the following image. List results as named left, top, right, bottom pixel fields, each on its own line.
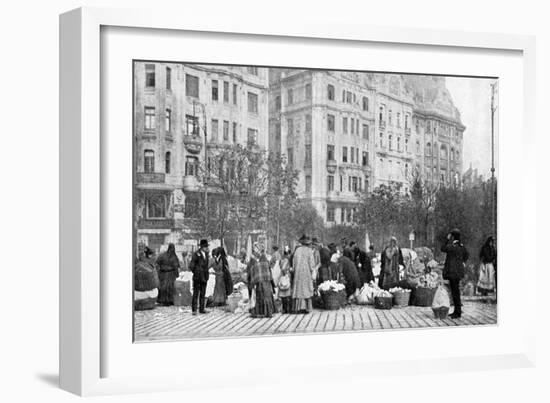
left=441, top=228, right=469, bottom=319
left=189, top=239, right=210, bottom=315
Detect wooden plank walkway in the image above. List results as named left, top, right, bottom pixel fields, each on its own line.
left=134, top=301, right=497, bottom=342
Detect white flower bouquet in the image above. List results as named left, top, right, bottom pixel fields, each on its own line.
left=318, top=280, right=346, bottom=293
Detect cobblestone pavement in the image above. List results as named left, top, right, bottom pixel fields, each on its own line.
left=134, top=299, right=497, bottom=342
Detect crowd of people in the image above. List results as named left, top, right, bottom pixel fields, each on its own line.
left=135, top=229, right=497, bottom=320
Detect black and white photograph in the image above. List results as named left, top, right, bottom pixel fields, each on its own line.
left=133, top=62, right=498, bottom=341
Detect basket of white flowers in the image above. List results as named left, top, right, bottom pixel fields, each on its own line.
left=318, top=280, right=346, bottom=310
left=389, top=286, right=412, bottom=307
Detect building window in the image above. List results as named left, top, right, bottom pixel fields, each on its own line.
left=247, top=128, right=258, bottom=147
left=352, top=177, right=358, bottom=192
left=356, top=119, right=360, bottom=136
left=145, top=64, right=155, bottom=88
left=342, top=90, right=346, bottom=102
left=327, top=84, right=335, bottom=100
left=379, top=133, right=384, bottom=147
left=342, top=146, right=348, bottom=163
left=379, top=106, right=384, bottom=123
left=287, top=118, right=294, bottom=138
left=305, top=83, right=312, bottom=100
left=146, top=194, right=166, bottom=219
left=327, top=206, right=335, bottom=222
left=223, top=81, right=229, bottom=103
left=364, top=178, right=369, bottom=192
left=275, top=123, right=281, bottom=140
left=346, top=91, right=352, bottom=103
left=186, top=115, right=198, bottom=136
left=397, top=112, right=401, bottom=128
left=362, top=96, right=369, bottom=111
left=362, top=151, right=368, bottom=167
left=350, top=118, right=355, bottom=134
left=305, top=114, right=312, bottom=133
left=405, top=114, right=409, bottom=129
left=232, top=122, right=238, bottom=143
left=327, top=114, right=335, bottom=132
left=223, top=120, right=229, bottom=141
left=340, top=175, right=343, bottom=192
left=426, top=142, right=432, bottom=156
left=287, top=89, right=294, bottom=105
left=185, top=156, right=198, bottom=176
left=247, top=66, right=258, bottom=75
left=275, top=95, right=281, bottom=111
left=287, top=147, right=293, bottom=166
left=405, top=138, right=409, bottom=152
left=233, top=83, right=238, bottom=105
left=165, top=151, right=171, bottom=174
left=362, top=124, right=369, bottom=140
left=144, top=107, right=156, bottom=130
left=166, top=67, right=171, bottom=90
left=350, top=147, right=355, bottom=163
left=397, top=137, right=401, bottom=151
left=388, top=110, right=393, bottom=126
left=248, top=92, right=258, bottom=113
left=185, top=74, right=199, bottom=97
left=341, top=207, right=345, bottom=223
left=416, top=140, right=421, bottom=154
left=211, top=119, right=219, bottom=141
left=305, top=145, right=312, bottom=167
left=211, top=80, right=219, bottom=101
left=165, top=109, right=171, bottom=133
left=389, top=135, right=393, bottom=150
left=184, top=194, right=200, bottom=218
left=416, top=120, right=420, bottom=133
left=327, top=175, right=334, bottom=191
left=327, top=145, right=335, bottom=161
left=343, top=117, right=348, bottom=134
left=144, top=150, right=154, bottom=173
left=348, top=176, right=352, bottom=192
left=305, top=175, right=312, bottom=193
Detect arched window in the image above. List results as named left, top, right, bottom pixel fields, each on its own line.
left=165, top=151, right=171, bottom=174
left=451, top=148, right=455, bottom=161
left=440, top=145, right=448, bottom=159
left=144, top=149, right=154, bottom=173
left=389, top=135, right=393, bottom=150
left=379, top=132, right=384, bottom=148
left=426, top=142, right=432, bottom=156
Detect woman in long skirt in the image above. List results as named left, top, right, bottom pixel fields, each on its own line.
left=291, top=235, right=316, bottom=314
left=156, top=243, right=180, bottom=306
left=477, top=236, right=496, bottom=295
left=379, top=236, right=404, bottom=290
left=211, top=247, right=233, bottom=306
left=250, top=254, right=276, bottom=318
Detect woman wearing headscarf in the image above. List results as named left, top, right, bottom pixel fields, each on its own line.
left=291, top=235, right=316, bottom=314
left=477, top=236, right=496, bottom=296
left=250, top=253, right=276, bottom=318
left=155, top=243, right=180, bottom=306
left=211, top=246, right=233, bottom=306
left=379, top=236, right=404, bottom=290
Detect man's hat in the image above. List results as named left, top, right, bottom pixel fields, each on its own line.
left=144, top=246, right=154, bottom=257
left=199, top=239, right=209, bottom=248
left=298, top=234, right=311, bottom=245
left=450, top=228, right=461, bottom=239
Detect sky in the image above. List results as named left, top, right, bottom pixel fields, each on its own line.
left=445, top=76, right=499, bottom=179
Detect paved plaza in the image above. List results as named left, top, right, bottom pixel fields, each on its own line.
left=134, top=298, right=497, bottom=342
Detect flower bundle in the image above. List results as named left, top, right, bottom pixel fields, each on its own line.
left=417, top=271, right=439, bottom=288
left=375, top=290, right=393, bottom=298
left=389, top=287, right=411, bottom=294
left=318, top=280, right=346, bottom=293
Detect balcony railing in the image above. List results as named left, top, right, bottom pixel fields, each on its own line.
left=136, top=172, right=166, bottom=184
left=326, top=159, right=337, bottom=174
left=183, top=135, right=203, bottom=154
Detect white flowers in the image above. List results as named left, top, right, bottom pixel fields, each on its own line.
left=375, top=290, right=393, bottom=298
left=389, top=287, right=411, bottom=294
left=318, top=280, right=345, bottom=292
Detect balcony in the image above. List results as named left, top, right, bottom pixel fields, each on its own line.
left=138, top=218, right=175, bottom=230
left=182, top=175, right=201, bottom=192
left=183, top=135, right=203, bottom=154
left=136, top=172, right=166, bottom=184
left=326, top=159, right=337, bottom=174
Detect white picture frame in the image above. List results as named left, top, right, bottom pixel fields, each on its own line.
left=60, top=7, right=537, bottom=396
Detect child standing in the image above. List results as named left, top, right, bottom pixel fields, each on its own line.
left=278, top=251, right=292, bottom=314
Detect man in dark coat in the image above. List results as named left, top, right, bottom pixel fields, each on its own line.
left=351, top=242, right=374, bottom=285
left=189, top=239, right=210, bottom=315
left=441, top=229, right=469, bottom=318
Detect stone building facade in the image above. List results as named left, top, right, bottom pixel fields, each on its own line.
left=269, top=69, right=376, bottom=226
left=269, top=70, right=465, bottom=226
left=134, top=62, right=269, bottom=254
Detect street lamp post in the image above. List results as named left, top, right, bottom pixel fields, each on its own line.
left=193, top=100, right=208, bottom=236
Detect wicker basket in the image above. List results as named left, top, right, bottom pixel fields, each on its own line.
left=134, top=297, right=156, bottom=311
left=413, top=287, right=437, bottom=307
left=321, top=290, right=343, bottom=310
left=432, top=306, right=449, bottom=319
left=374, top=296, right=393, bottom=310
left=392, top=290, right=411, bottom=307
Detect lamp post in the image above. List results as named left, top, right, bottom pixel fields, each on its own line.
left=193, top=100, right=208, bottom=236
left=490, top=81, right=498, bottom=238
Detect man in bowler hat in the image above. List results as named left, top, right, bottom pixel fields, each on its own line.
left=441, top=229, right=469, bottom=319
left=189, top=239, right=210, bottom=315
